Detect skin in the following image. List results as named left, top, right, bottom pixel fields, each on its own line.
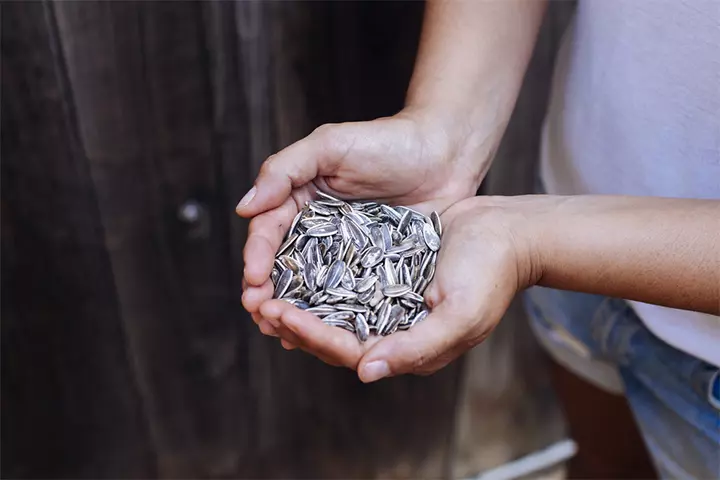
left=252, top=196, right=720, bottom=382
left=237, top=0, right=548, bottom=339
left=236, top=0, right=719, bottom=382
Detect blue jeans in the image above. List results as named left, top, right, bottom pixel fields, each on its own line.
left=523, top=287, right=720, bottom=479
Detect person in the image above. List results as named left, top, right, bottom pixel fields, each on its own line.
left=236, top=1, right=719, bottom=477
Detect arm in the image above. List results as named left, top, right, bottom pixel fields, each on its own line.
left=406, top=0, right=549, bottom=181
left=534, top=195, right=720, bottom=314
left=238, top=0, right=549, bottom=341
left=259, top=194, right=718, bottom=381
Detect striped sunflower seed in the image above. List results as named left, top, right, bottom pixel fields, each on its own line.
left=268, top=189, right=442, bottom=343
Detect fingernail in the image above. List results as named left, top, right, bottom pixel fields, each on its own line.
left=236, top=186, right=256, bottom=210
left=360, top=361, right=390, bottom=383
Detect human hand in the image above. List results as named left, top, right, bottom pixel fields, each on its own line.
left=259, top=195, right=551, bottom=379
left=237, top=109, right=493, bottom=342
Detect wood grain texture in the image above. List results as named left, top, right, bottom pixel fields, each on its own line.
left=2, top=1, right=571, bottom=478
left=3, top=1, right=459, bottom=478
left=1, top=2, right=155, bottom=477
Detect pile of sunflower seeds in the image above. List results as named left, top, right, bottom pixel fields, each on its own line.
left=271, top=190, right=442, bottom=343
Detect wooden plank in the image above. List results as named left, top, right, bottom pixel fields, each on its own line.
left=0, top=2, right=155, bottom=477
left=3, top=1, right=467, bottom=478
left=50, top=2, right=254, bottom=476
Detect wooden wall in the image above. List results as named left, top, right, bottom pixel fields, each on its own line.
left=1, top=1, right=573, bottom=478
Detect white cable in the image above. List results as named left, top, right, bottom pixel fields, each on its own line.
left=465, top=439, right=578, bottom=480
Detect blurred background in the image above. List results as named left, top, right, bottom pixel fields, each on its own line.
left=2, top=1, right=652, bottom=479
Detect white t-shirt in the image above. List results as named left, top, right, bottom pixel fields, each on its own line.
left=540, top=0, right=720, bottom=367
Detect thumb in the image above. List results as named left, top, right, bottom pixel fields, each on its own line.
left=235, top=123, right=351, bottom=217
left=356, top=297, right=492, bottom=383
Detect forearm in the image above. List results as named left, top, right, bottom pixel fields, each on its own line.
left=405, top=0, right=548, bottom=175
left=535, top=196, right=720, bottom=314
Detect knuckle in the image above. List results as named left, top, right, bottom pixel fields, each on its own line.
left=312, top=123, right=343, bottom=152
left=259, top=157, right=278, bottom=177
left=312, top=123, right=337, bottom=138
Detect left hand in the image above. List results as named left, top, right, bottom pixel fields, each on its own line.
left=259, top=195, right=550, bottom=379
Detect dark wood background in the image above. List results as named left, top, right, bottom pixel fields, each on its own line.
left=1, top=1, right=573, bottom=478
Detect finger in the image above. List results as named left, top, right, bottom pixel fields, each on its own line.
left=235, top=124, right=348, bottom=217
left=302, top=348, right=343, bottom=368
left=243, top=199, right=298, bottom=286
left=357, top=300, right=492, bottom=383
left=279, top=332, right=341, bottom=367
left=257, top=298, right=314, bottom=347
left=242, top=281, right=274, bottom=314
left=272, top=317, right=304, bottom=346
left=260, top=299, right=364, bottom=369
left=258, top=319, right=279, bottom=337
left=281, top=339, right=298, bottom=350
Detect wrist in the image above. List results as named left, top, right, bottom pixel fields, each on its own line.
left=455, top=195, right=565, bottom=290
left=397, top=105, right=501, bottom=193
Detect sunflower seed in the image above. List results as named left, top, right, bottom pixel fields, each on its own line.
left=303, top=262, right=317, bottom=290
left=384, top=305, right=406, bottom=335
left=381, top=204, right=401, bottom=224
left=307, top=305, right=338, bottom=316
left=323, top=311, right=355, bottom=322
left=384, top=258, right=397, bottom=285
left=401, top=263, right=412, bottom=286
left=307, top=223, right=339, bottom=237
left=316, top=190, right=342, bottom=203
left=341, top=269, right=356, bottom=290
left=413, top=276, right=428, bottom=295
left=278, top=255, right=300, bottom=274
left=376, top=301, right=391, bottom=334
left=403, top=291, right=425, bottom=303
left=325, top=287, right=357, bottom=298
left=397, top=209, right=412, bottom=234
left=360, top=246, right=384, bottom=268
left=316, top=264, right=329, bottom=288
left=300, top=218, right=325, bottom=230
left=273, top=269, right=293, bottom=299
left=355, top=313, right=369, bottom=342
left=316, top=199, right=345, bottom=208
left=278, top=233, right=299, bottom=256
left=345, top=218, right=368, bottom=249
left=422, top=222, right=441, bottom=251
left=357, top=288, right=375, bottom=304
left=381, top=224, right=393, bottom=251
left=410, top=309, right=429, bottom=326
left=355, top=275, right=377, bottom=293
left=369, top=287, right=384, bottom=307
left=284, top=275, right=303, bottom=297
left=370, top=226, right=385, bottom=250
left=309, top=203, right=333, bottom=216
left=324, top=260, right=345, bottom=290
left=382, top=284, right=411, bottom=297
left=323, top=318, right=355, bottom=332
left=270, top=190, right=442, bottom=342
left=431, top=211, right=442, bottom=236
left=335, top=304, right=367, bottom=313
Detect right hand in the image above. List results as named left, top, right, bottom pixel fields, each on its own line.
left=236, top=108, right=492, bottom=347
